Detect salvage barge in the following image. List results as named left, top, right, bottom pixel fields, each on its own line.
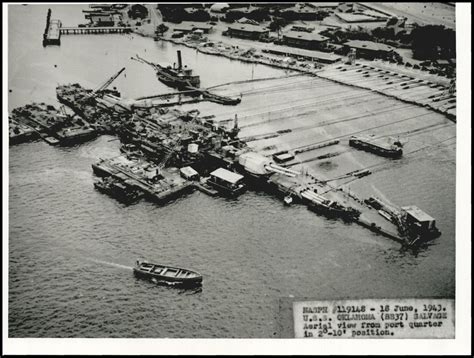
left=92, top=156, right=195, bottom=204
left=9, top=103, right=97, bottom=146
left=19, top=66, right=439, bottom=249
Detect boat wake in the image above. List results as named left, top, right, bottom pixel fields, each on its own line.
left=147, top=278, right=203, bottom=292
left=86, top=258, right=133, bottom=271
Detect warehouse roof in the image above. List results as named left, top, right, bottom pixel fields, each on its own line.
left=175, top=23, right=213, bottom=32
left=262, top=44, right=342, bottom=62
left=344, top=40, right=394, bottom=52
left=228, top=23, right=269, bottom=33
left=283, top=30, right=329, bottom=42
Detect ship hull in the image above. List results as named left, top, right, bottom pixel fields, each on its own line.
left=349, top=138, right=402, bottom=158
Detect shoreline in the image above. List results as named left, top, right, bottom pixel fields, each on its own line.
left=145, top=31, right=455, bottom=121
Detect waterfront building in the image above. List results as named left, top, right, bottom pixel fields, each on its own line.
left=87, top=12, right=115, bottom=27
left=282, top=30, right=329, bottom=51
left=343, top=40, right=395, bottom=60
left=174, top=23, right=213, bottom=34
left=262, top=45, right=342, bottom=64
left=227, top=24, right=269, bottom=40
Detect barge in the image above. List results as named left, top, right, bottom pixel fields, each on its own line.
left=94, top=177, right=142, bottom=204
left=56, top=125, right=98, bottom=145
left=301, top=189, right=361, bottom=221
left=349, top=135, right=403, bottom=158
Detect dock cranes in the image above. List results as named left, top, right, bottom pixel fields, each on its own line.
left=156, top=137, right=183, bottom=174
left=88, top=67, right=126, bottom=99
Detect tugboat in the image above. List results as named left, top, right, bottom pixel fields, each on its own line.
left=134, top=260, right=202, bottom=287
left=349, top=135, right=403, bottom=158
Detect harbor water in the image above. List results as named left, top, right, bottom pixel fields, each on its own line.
left=8, top=5, right=455, bottom=338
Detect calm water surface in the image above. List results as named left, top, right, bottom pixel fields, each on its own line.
left=8, top=5, right=455, bottom=338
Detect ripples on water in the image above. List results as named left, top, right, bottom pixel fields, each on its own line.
left=8, top=5, right=455, bottom=338
left=9, top=137, right=455, bottom=338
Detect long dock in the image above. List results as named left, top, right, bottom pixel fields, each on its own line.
left=43, top=9, right=61, bottom=46
left=42, top=9, right=132, bottom=47
left=60, top=26, right=132, bottom=35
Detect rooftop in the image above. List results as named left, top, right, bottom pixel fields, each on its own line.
left=283, top=30, right=329, bottom=42
left=344, top=40, right=394, bottom=52
left=262, top=44, right=342, bottom=62
left=210, top=168, right=244, bottom=184
left=336, top=12, right=386, bottom=23
left=175, top=23, right=213, bottom=31
left=228, top=23, right=269, bottom=33
left=401, top=206, right=435, bottom=222
left=307, top=2, right=340, bottom=8
left=180, top=166, right=198, bottom=177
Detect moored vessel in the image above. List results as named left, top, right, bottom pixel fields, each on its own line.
left=154, top=50, right=200, bottom=90
left=206, top=167, right=246, bottom=197
left=301, top=189, right=361, bottom=221
left=349, top=135, right=403, bottom=158
left=94, top=177, right=142, bottom=203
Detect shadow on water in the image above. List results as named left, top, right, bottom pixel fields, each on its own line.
left=134, top=276, right=203, bottom=294
left=400, top=239, right=438, bottom=258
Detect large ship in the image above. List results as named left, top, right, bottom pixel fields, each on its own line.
left=153, top=50, right=200, bottom=91
left=349, top=135, right=403, bottom=158
left=133, top=52, right=242, bottom=105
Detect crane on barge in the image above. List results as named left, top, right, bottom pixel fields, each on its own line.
left=87, top=67, right=126, bottom=100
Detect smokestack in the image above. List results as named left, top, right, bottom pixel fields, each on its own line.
left=177, top=50, right=182, bottom=70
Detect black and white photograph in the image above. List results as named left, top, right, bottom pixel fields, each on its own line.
left=3, top=1, right=471, bottom=355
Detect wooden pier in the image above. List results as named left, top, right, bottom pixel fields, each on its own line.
left=43, top=9, right=61, bottom=46
left=42, top=9, right=132, bottom=46
left=60, top=26, right=132, bottom=35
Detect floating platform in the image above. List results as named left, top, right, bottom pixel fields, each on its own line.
left=9, top=102, right=97, bottom=146
left=92, top=156, right=196, bottom=205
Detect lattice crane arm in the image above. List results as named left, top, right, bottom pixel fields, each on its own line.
left=91, top=67, right=126, bottom=96
left=157, top=137, right=183, bottom=170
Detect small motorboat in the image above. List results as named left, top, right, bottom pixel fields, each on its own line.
left=283, top=195, right=293, bottom=205
left=133, top=260, right=202, bottom=287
